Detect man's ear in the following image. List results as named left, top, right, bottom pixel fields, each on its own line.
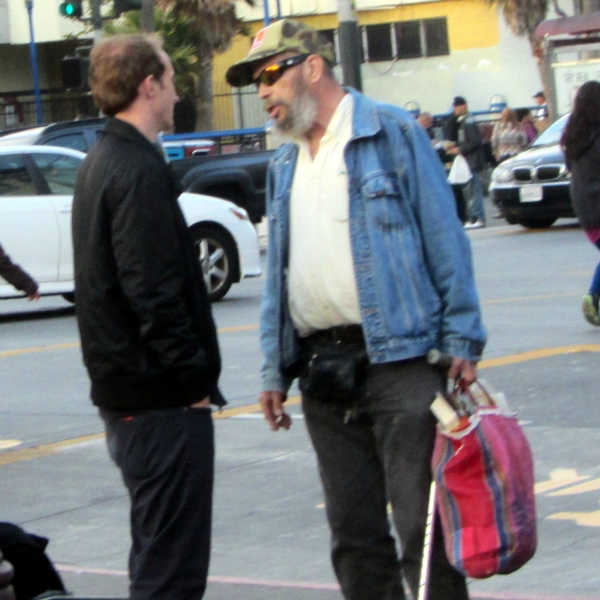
left=305, top=54, right=325, bottom=84
left=139, top=74, right=156, bottom=99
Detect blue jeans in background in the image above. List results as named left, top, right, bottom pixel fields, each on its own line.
left=464, top=172, right=485, bottom=224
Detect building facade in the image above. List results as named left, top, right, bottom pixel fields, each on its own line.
left=0, top=0, right=566, bottom=131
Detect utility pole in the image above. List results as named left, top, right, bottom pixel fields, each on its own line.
left=337, top=0, right=362, bottom=91
left=24, top=0, right=43, bottom=123
left=90, top=0, right=103, bottom=41
left=140, top=0, right=155, bottom=32
left=263, top=0, right=271, bottom=25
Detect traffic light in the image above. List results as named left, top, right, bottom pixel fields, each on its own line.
left=61, top=56, right=89, bottom=90
left=113, top=0, right=142, bottom=16
left=59, top=0, right=83, bottom=18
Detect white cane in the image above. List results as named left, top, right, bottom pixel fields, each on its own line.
left=417, top=480, right=437, bottom=600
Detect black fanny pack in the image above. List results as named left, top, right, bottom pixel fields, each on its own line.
left=298, top=327, right=369, bottom=402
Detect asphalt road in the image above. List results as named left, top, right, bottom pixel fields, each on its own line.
left=2, top=217, right=600, bottom=600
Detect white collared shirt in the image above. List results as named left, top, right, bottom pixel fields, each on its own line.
left=288, top=93, right=361, bottom=337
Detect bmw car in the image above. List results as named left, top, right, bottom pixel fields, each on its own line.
left=0, top=145, right=261, bottom=302
left=490, top=114, right=575, bottom=229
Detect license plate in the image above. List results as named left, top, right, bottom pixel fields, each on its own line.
left=519, top=185, right=543, bottom=203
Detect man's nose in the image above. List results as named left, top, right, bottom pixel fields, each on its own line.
left=257, top=83, right=270, bottom=100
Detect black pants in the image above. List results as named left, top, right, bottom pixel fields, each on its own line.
left=101, top=406, right=214, bottom=600
left=301, top=358, right=468, bottom=600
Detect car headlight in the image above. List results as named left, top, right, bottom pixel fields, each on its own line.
left=229, top=206, right=250, bottom=221
left=491, top=165, right=514, bottom=184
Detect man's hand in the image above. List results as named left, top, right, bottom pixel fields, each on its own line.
left=190, top=397, right=210, bottom=408
left=259, top=390, right=291, bottom=431
left=448, top=146, right=461, bottom=156
left=447, top=357, right=478, bottom=385
left=27, top=291, right=40, bottom=301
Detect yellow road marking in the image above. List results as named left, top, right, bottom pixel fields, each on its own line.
left=0, top=440, right=21, bottom=450
left=483, top=292, right=580, bottom=305
left=535, top=468, right=590, bottom=494
left=0, top=342, right=80, bottom=358
left=0, top=397, right=302, bottom=465
left=478, top=345, right=600, bottom=369
left=549, top=478, right=600, bottom=496
left=547, top=510, right=600, bottom=527
left=217, top=325, right=258, bottom=334
left=213, top=396, right=300, bottom=420
left=0, top=325, right=260, bottom=359
left=0, top=433, right=105, bottom=466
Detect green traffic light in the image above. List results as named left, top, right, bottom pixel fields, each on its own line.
left=59, top=0, right=82, bottom=18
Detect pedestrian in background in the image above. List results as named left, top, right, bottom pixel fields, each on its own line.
left=491, top=107, right=527, bottom=163
left=561, top=80, right=600, bottom=327
left=0, top=243, right=39, bottom=301
left=417, top=111, right=436, bottom=140
left=444, top=96, right=487, bottom=229
left=72, top=34, right=224, bottom=600
left=533, top=91, right=548, bottom=121
left=226, top=18, right=486, bottom=600
left=515, top=107, right=537, bottom=144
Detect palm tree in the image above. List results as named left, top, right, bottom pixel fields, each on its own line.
left=104, top=7, right=200, bottom=130
left=155, top=0, right=255, bottom=130
left=483, top=0, right=567, bottom=118
left=106, top=0, right=254, bottom=130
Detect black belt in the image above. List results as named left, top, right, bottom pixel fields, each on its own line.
left=301, top=325, right=365, bottom=347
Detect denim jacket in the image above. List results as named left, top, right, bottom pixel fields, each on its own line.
left=260, top=88, right=486, bottom=393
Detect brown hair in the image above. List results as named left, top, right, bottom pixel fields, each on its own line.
left=500, top=107, right=518, bottom=125
left=89, top=34, right=166, bottom=117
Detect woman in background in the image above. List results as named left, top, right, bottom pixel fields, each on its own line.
left=491, top=107, right=528, bottom=163
left=561, top=81, right=600, bottom=326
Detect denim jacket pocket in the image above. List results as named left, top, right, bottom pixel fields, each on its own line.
left=361, top=172, right=398, bottom=198
left=360, top=172, right=404, bottom=231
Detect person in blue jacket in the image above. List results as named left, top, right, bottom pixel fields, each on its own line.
left=226, top=18, right=487, bottom=600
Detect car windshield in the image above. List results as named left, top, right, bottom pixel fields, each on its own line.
left=531, top=114, right=570, bottom=147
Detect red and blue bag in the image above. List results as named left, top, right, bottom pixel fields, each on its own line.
left=431, top=384, right=537, bottom=579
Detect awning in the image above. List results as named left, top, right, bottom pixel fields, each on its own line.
left=535, top=12, right=600, bottom=39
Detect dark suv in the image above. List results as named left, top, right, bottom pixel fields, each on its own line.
left=0, top=118, right=105, bottom=153
left=490, top=114, right=575, bottom=229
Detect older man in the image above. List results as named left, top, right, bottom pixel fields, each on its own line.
left=227, top=19, right=486, bottom=600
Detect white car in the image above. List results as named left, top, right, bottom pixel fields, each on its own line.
left=0, top=145, right=261, bottom=302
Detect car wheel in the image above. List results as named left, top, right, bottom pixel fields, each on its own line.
left=62, top=292, right=75, bottom=304
left=190, top=226, right=236, bottom=302
left=518, top=217, right=557, bottom=229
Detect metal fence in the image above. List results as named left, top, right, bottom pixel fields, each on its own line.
left=1, top=85, right=264, bottom=136
left=212, top=82, right=264, bottom=131
left=0, top=92, right=97, bottom=134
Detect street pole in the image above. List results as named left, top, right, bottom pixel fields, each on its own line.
left=337, top=0, right=362, bottom=91
left=90, top=0, right=103, bottom=41
left=263, top=0, right=271, bottom=25
left=24, top=0, right=43, bottom=124
left=140, top=0, right=155, bottom=33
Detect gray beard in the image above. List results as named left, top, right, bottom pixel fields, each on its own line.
left=273, top=80, right=318, bottom=140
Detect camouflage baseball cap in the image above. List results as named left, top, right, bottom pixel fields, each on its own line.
left=226, top=18, right=335, bottom=88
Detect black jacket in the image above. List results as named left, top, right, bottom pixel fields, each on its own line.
left=0, top=244, right=38, bottom=296
left=569, top=133, right=600, bottom=230
left=444, top=113, right=486, bottom=173
left=72, top=118, right=224, bottom=411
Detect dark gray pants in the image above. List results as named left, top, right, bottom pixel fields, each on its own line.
left=302, top=359, right=469, bottom=600
left=101, top=406, right=214, bottom=600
